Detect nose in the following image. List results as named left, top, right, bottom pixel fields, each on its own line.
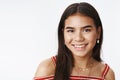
left=74, top=32, right=84, bottom=42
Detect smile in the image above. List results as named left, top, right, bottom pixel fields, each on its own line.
left=72, top=44, right=88, bottom=51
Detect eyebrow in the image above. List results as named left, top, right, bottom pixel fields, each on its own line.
left=65, top=26, right=74, bottom=29
left=82, top=25, right=93, bottom=28
left=65, top=25, right=93, bottom=29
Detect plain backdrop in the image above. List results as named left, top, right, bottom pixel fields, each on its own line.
left=0, top=0, right=119, bottom=80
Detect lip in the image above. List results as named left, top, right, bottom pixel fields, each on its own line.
left=72, top=43, right=88, bottom=51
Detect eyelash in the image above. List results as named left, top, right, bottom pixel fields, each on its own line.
left=83, top=28, right=91, bottom=32
left=67, top=30, right=74, bottom=32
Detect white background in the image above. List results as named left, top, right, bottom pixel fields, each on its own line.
left=0, top=0, right=119, bottom=80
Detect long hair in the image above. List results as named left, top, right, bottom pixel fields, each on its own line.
left=54, top=2, right=103, bottom=80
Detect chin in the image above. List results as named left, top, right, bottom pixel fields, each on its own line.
left=73, top=52, right=88, bottom=57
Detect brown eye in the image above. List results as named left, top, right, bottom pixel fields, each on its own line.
left=83, top=28, right=91, bottom=32
left=67, top=29, right=74, bottom=32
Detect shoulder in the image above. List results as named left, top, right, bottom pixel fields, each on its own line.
left=105, top=66, right=115, bottom=80
left=34, top=57, right=55, bottom=77
left=98, top=63, right=115, bottom=80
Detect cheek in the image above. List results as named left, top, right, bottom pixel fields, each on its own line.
left=88, top=34, right=97, bottom=44
left=64, top=33, right=72, bottom=44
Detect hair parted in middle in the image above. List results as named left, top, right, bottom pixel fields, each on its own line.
left=54, top=2, right=103, bottom=80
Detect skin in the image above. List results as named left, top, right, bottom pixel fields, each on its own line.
left=34, top=13, right=115, bottom=80
left=64, top=13, right=101, bottom=69
left=64, top=13, right=100, bottom=58
left=64, top=13, right=100, bottom=75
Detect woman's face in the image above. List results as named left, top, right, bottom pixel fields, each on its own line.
left=64, top=13, right=101, bottom=57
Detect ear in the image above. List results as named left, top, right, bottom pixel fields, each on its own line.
left=97, top=26, right=101, bottom=39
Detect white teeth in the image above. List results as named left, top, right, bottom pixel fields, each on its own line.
left=74, top=44, right=85, bottom=48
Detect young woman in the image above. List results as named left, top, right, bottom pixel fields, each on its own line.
left=34, top=2, right=115, bottom=80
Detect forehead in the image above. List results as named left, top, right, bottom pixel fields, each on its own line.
left=65, top=14, right=95, bottom=28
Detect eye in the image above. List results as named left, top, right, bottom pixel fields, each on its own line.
left=67, top=29, right=74, bottom=33
left=83, top=28, right=91, bottom=32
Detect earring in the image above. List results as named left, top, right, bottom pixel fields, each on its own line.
left=97, top=39, right=99, bottom=44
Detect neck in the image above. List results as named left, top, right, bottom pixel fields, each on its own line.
left=74, top=56, right=94, bottom=68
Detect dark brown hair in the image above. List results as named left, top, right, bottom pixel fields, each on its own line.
left=54, top=2, right=103, bottom=80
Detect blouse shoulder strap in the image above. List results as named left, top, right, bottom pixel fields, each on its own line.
left=102, top=64, right=110, bottom=78
left=51, top=56, right=56, bottom=66
left=34, top=76, right=54, bottom=80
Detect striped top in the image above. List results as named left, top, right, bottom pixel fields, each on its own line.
left=34, top=56, right=109, bottom=80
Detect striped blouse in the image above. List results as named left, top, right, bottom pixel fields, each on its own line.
left=34, top=56, right=109, bottom=80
